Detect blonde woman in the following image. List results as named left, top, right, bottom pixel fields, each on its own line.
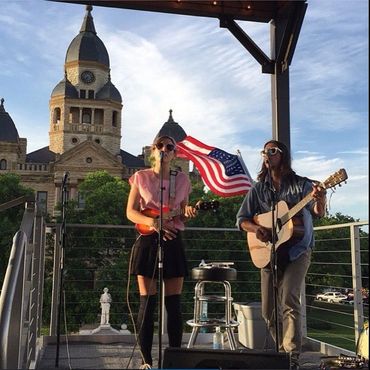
left=126, top=135, right=197, bottom=368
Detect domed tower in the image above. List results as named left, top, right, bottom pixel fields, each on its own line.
left=49, top=5, right=122, bottom=156
left=145, top=110, right=189, bottom=173
left=0, top=98, right=27, bottom=171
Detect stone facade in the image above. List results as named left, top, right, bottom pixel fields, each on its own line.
left=0, top=6, right=141, bottom=216
left=0, top=6, right=190, bottom=217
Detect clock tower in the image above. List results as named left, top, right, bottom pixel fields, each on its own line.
left=49, top=5, right=122, bottom=157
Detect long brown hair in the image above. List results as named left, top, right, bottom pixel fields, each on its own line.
left=257, top=140, right=296, bottom=182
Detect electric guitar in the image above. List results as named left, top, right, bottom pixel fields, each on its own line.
left=246, top=169, right=348, bottom=268
left=135, top=200, right=219, bottom=235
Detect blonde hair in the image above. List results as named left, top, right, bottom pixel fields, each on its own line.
left=149, top=136, right=177, bottom=167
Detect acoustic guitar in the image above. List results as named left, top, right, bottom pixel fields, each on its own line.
left=246, top=169, right=348, bottom=268
left=135, top=200, right=219, bottom=235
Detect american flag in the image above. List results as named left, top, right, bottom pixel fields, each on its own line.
left=176, top=136, right=253, bottom=197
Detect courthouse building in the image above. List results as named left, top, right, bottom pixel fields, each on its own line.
left=0, top=5, right=188, bottom=215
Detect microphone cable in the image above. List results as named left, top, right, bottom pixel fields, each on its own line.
left=125, top=235, right=158, bottom=369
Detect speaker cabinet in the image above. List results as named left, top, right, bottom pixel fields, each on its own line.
left=163, top=347, right=290, bottom=369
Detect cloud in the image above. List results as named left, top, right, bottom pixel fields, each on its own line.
left=0, top=0, right=367, bottom=222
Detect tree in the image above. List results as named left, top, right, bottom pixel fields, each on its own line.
left=0, top=173, right=34, bottom=285
left=46, top=171, right=132, bottom=330
left=69, top=170, right=130, bottom=225
left=41, top=173, right=368, bottom=331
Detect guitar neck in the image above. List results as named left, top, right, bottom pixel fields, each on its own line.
left=147, top=201, right=217, bottom=220
left=167, top=208, right=183, bottom=219
left=280, top=192, right=314, bottom=226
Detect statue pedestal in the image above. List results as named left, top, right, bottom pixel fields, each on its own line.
left=91, top=324, right=120, bottom=335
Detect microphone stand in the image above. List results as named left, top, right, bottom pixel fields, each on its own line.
left=157, top=153, right=165, bottom=369
left=266, top=161, right=280, bottom=353
left=55, top=172, right=68, bottom=367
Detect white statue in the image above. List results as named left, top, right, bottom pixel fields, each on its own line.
left=100, top=287, right=112, bottom=325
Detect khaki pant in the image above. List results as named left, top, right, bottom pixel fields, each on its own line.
left=261, top=249, right=311, bottom=354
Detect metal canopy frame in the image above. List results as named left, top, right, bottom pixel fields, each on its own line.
left=52, top=0, right=307, bottom=150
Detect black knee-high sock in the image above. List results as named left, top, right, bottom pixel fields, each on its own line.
left=165, top=294, right=183, bottom=347
left=137, top=294, right=157, bottom=365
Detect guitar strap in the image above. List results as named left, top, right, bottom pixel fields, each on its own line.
left=169, top=170, right=178, bottom=208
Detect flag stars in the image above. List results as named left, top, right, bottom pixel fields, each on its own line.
left=209, top=149, right=246, bottom=176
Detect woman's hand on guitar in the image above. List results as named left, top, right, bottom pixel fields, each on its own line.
left=184, top=205, right=198, bottom=218
left=256, top=226, right=271, bottom=243
left=162, top=221, right=178, bottom=240
left=150, top=218, right=178, bottom=240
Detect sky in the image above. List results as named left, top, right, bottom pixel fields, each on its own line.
left=0, top=0, right=368, bottom=221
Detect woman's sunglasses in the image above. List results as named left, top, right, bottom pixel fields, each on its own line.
left=261, top=147, right=282, bottom=156
left=155, top=142, right=175, bottom=151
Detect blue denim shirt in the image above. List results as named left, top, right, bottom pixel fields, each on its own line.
left=236, top=175, right=315, bottom=261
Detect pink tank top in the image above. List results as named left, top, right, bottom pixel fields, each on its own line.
left=129, top=168, right=192, bottom=230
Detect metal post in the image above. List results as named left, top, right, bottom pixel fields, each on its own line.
left=270, top=20, right=291, bottom=150
left=350, top=224, right=364, bottom=343
left=50, top=225, right=61, bottom=336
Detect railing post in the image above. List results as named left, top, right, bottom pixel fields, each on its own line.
left=0, top=233, right=25, bottom=369
left=50, top=225, right=61, bottom=336
left=28, top=207, right=45, bottom=366
left=350, top=224, right=364, bottom=343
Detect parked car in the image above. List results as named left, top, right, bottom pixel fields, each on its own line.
left=343, top=289, right=369, bottom=305
left=316, top=291, right=347, bottom=303
left=343, top=296, right=354, bottom=305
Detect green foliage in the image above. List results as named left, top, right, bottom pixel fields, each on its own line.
left=74, top=170, right=130, bottom=225
left=314, top=212, right=359, bottom=227
left=187, top=180, right=244, bottom=228
left=1, top=171, right=367, bottom=340
left=46, top=171, right=133, bottom=330
left=0, top=173, right=34, bottom=285
left=0, top=173, right=34, bottom=201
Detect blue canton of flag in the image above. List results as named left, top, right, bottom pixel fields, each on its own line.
left=208, top=149, right=245, bottom=176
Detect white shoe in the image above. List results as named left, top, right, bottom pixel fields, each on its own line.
left=139, top=363, right=152, bottom=369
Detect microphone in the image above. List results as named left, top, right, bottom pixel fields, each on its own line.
left=62, top=171, right=69, bottom=188
left=262, top=153, right=271, bottom=167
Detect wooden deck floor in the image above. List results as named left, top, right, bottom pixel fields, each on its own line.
left=37, top=336, right=327, bottom=369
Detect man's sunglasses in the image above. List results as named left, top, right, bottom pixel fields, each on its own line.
left=155, top=142, right=176, bottom=151
left=261, top=147, right=282, bottom=156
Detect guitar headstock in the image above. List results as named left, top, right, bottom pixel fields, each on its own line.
left=195, top=200, right=220, bottom=211
left=322, top=168, right=348, bottom=190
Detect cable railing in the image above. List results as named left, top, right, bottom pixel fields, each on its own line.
left=304, top=222, right=368, bottom=351
left=44, top=221, right=368, bottom=354
left=0, top=219, right=367, bottom=369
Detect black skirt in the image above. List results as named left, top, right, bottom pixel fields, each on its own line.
left=130, top=232, right=188, bottom=279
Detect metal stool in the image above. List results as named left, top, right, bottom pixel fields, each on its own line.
left=186, top=262, right=239, bottom=349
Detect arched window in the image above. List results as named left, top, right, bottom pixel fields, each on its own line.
left=0, top=159, right=7, bottom=170
left=37, top=191, right=48, bottom=215
left=94, top=109, right=104, bottom=124
left=69, top=107, right=79, bottom=123
left=112, top=111, right=118, bottom=127
left=82, top=108, right=92, bottom=124
left=53, top=107, right=61, bottom=124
